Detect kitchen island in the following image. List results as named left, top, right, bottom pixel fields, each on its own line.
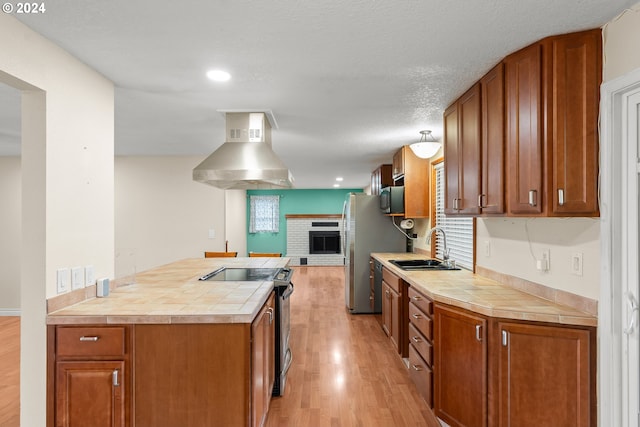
left=47, top=257, right=289, bottom=427
left=371, top=252, right=597, bottom=427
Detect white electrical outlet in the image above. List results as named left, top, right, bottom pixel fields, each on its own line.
left=571, top=252, right=583, bottom=276
left=536, top=249, right=550, bottom=272
left=484, top=240, right=491, bottom=257
left=85, top=265, right=96, bottom=287
left=71, top=267, right=84, bottom=290
left=56, top=268, right=71, bottom=294
left=208, top=228, right=216, bottom=239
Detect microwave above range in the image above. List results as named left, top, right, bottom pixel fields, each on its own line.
left=380, top=186, right=404, bottom=214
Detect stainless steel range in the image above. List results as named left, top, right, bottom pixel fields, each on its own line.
left=199, top=266, right=294, bottom=396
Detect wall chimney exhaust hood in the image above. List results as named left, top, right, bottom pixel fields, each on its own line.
left=193, top=111, right=294, bottom=189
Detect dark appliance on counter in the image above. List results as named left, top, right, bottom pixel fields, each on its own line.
left=199, top=266, right=294, bottom=396
left=380, top=186, right=405, bottom=214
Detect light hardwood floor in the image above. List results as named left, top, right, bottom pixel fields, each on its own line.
left=266, top=266, right=439, bottom=427
left=0, top=267, right=437, bottom=427
left=0, top=316, right=20, bottom=427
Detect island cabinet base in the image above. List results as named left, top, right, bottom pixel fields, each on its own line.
left=134, top=323, right=252, bottom=427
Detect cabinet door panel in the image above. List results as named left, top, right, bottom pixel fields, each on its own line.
left=382, top=282, right=392, bottom=338
left=458, top=84, right=482, bottom=215
left=434, top=304, right=487, bottom=427
left=56, top=361, right=125, bottom=427
left=481, top=63, right=506, bottom=214
left=550, top=30, right=600, bottom=215
left=444, top=103, right=460, bottom=215
left=506, top=43, right=543, bottom=214
left=498, top=322, right=592, bottom=427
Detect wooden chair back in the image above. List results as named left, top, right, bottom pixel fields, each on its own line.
left=248, top=252, right=282, bottom=257
left=204, top=251, right=238, bottom=258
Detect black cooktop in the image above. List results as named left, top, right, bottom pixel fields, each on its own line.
left=199, top=267, right=281, bottom=282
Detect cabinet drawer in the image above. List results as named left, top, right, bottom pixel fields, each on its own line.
left=57, top=326, right=126, bottom=357
left=409, top=322, right=432, bottom=367
left=382, top=268, right=402, bottom=293
left=409, top=302, right=432, bottom=341
left=408, top=287, right=433, bottom=315
left=408, top=344, right=433, bottom=407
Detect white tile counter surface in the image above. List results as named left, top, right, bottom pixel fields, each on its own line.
left=46, top=257, right=289, bottom=325
left=372, top=253, right=596, bottom=327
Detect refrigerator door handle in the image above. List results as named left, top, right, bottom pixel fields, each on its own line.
left=341, top=199, right=348, bottom=256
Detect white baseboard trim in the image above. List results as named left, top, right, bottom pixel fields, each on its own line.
left=0, top=309, right=21, bottom=316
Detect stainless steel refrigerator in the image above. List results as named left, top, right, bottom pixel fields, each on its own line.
left=342, top=193, right=407, bottom=313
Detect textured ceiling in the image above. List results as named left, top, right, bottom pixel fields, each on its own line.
left=1, top=0, right=636, bottom=188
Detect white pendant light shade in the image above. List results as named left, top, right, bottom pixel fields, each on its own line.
left=410, top=130, right=441, bottom=159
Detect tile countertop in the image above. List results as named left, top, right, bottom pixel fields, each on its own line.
left=47, top=257, right=290, bottom=325
left=371, top=253, right=596, bottom=327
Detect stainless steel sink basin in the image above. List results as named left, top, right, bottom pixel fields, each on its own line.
left=389, top=259, right=460, bottom=271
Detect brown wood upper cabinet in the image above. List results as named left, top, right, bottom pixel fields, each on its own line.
left=444, top=63, right=505, bottom=216
left=444, top=83, right=482, bottom=215
left=370, top=164, right=393, bottom=195
left=505, top=29, right=601, bottom=216
left=391, top=146, right=430, bottom=218
left=444, top=29, right=600, bottom=217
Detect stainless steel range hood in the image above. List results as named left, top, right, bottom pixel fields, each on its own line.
left=193, top=111, right=294, bottom=189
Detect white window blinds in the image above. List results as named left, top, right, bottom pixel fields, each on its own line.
left=249, top=195, right=280, bottom=233
left=434, top=162, right=474, bottom=270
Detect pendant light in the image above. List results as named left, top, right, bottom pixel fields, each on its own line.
left=409, top=130, right=441, bottom=159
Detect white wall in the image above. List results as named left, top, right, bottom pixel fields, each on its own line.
left=115, top=156, right=228, bottom=275
left=603, top=3, right=640, bottom=81
left=0, top=13, right=114, bottom=426
left=0, top=157, right=20, bottom=311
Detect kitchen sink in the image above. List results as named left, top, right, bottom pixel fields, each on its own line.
left=389, top=259, right=460, bottom=271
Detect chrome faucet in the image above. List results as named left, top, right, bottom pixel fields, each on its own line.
left=426, top=226, right=451, bottom=263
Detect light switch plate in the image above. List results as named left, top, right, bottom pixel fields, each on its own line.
left=56, top=268, right=71, bottom=294
left=71, top=267, right=84, bottom=290
left=85, top=265, right=95, bottom=287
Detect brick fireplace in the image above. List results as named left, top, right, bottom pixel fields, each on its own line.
left=285, top=214, right=344, bottom=266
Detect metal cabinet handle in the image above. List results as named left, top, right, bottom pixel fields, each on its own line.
left=475, top=325, right=482, bottom=342
left=412, top=313, right=422, bottom=319
left=502, top=330, right=508, bottom=347
left=528, top=190, right=537, bottom=207
left=478, top=194, right=487, bottom=208
left=412, top=336, right=422, bottom=343
left=411, top=364, right=423, bottom=371
left=112, top=370, right=120, bottom=387
left=558, top=188, right=565, bottom=206
left=453, top=198, right=459, bottom=210
left=79, top=336, right=99, bottom=342
left=412, top=295, right=422, bottom=301
left=267, top=307, right=274, bottom=324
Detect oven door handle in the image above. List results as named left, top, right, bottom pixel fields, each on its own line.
left=282, top=282, right=294, bottom=299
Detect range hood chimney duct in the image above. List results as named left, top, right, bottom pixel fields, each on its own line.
left=193, top=112, right=294, bottom=189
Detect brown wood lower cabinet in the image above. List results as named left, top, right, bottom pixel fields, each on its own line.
left=423, top=300, right=596, bottom=427
left=381, top=267, right=407, bottom=357
left=434, top=304, right=488, bottom=427
left=50, top=325, right=131, bottom=427
left=496, top=321, right=594, bottom=427
left=49, top=295, right=276, bottom=427
left=55, top=360, right=125, bottom=427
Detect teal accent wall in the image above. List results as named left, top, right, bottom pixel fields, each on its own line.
left=246, top=189, right=363, bottom=255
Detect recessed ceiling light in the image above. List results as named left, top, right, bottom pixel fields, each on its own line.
left=336, top=177, right=344, bottom=182
left=206, top=69, right=231, bottom=82
left=333, top=183, right=341, bottom=188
